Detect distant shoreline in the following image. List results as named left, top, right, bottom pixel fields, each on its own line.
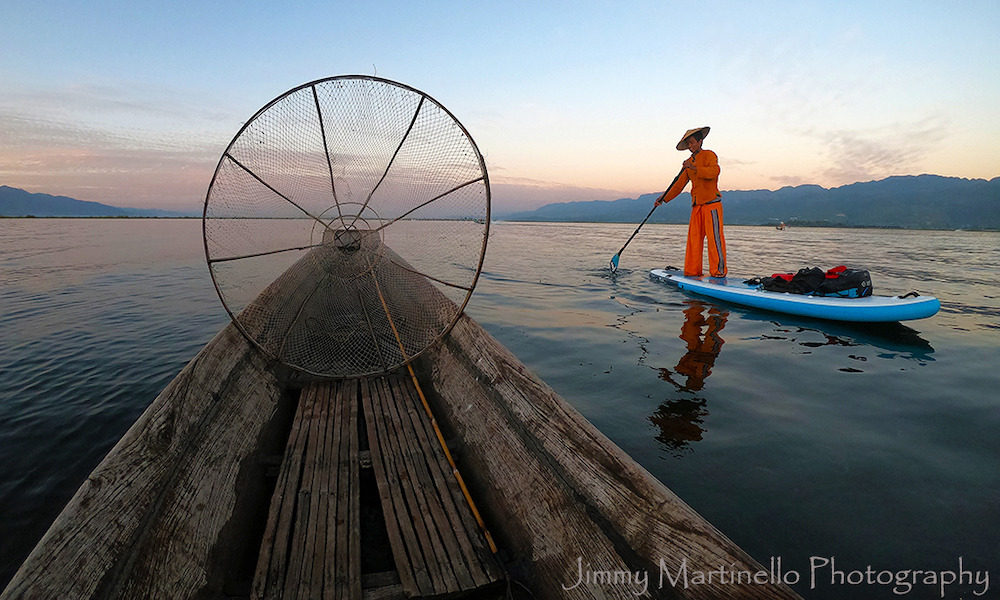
left=3, top=214, right=996, bottom=232
left=498, top=220, right=998, bottom=232
left=0, top=215, right=200, bottom=219
left=5, top=175, right=998, bottom=228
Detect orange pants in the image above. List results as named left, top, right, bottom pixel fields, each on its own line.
left=685, top=202, right=727, bottom=277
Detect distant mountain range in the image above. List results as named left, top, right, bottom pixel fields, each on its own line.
left=499, top=175, right=1000, bottom=230
left=5, top=175, right=999, bottom=230
left=0, top=186, right=197, bottom=218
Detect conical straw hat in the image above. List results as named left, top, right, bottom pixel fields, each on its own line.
left=676, top=126, right=710, bottom=151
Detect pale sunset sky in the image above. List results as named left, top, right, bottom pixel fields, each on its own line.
left=1, top=0, right=997, bottom=212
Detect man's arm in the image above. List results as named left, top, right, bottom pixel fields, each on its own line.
left=655, top=169, right=690, bottom=206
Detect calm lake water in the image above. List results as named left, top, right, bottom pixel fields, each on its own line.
left=2, top=219, right=998, bottom=599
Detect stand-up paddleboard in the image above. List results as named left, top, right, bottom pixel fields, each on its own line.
left=650, top=269, right=940, bottom=322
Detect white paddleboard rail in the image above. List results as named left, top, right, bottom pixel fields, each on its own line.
left=650, top=269, right=940, bottom=322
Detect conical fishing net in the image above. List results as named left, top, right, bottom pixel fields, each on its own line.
left=203, top=76, right=490, bottom=378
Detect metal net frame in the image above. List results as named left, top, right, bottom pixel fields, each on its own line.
left=203, top=76, right=490, bottom=378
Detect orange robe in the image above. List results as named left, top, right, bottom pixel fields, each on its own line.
left=658, top=149, right=727, bottom=277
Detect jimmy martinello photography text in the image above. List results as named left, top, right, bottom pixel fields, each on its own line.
left=562, top=556, right=989, bottom=598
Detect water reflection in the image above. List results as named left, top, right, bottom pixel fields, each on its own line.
left=650, top=398, right=709, bottom=458
left=651, top=301, right=729, bottom=457
left=745, top=318, right=936, bottom=366
left=658, top=302, right=729, bottom=392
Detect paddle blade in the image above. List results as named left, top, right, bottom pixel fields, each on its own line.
left=610, top=253, right=620, bottom=272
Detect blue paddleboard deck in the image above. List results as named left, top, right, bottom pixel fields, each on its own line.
left=650, top=269, right=940, bottom=322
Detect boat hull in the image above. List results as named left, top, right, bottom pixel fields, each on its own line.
left=3, top=259, right=804, bottom=600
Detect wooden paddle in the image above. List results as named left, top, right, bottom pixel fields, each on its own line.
left=609, top=166, right=685, bottom=272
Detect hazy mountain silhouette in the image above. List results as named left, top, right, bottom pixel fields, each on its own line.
left=0, top=186, right=196, bottom=217
left=5, top=175, right=999, bottom=229
left=499, top=175, right=1000, bottom=230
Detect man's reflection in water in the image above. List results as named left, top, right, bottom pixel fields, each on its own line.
left=662, top=302, right=729, bottom=392
left=650, top=302, right=729, bottom=457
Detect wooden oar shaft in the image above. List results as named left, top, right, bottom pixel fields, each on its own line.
left=611, top=166, right=686, bottom=265
left=616, top=204, right=658, bottom=255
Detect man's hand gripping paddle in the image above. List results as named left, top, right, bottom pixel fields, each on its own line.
left=609, top=166, right=685, bottom=272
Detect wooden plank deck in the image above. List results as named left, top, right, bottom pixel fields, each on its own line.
left=252, top=380, right=361, bottom=600
left=253, top=374, right=502, bottom=600
left=362, top=374, right=503, bottom=598
left=2, top=261, right=807, bottom=600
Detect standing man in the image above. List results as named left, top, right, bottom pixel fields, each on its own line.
left=654, top=126, right=727, bottom=278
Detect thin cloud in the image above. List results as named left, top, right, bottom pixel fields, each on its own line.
left=1, top=81, right=236, bottom=127
left=817, top=116, right=948, bottom=185
left=768, top=174, right=815, bottom=188
left=489, top=174, right=636, bottom=212
left=0, top=115, right=220, bottom=210
left=0, top=85, right=236, bottom=210
left=1, top=111, right=220, bottom=155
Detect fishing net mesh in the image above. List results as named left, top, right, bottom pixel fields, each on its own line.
left=204, top=76, right=490, bottom=378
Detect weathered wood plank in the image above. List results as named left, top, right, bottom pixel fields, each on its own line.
left=325, top=380, right=348, bottom=600
left=261, top=384, right=315, bottom=600
left=300, top=381, right=332, bottom=598
left=359, top=378, right=422, bottom=595
left=418, top=313, right=804, bottom=600
left=402, top=375, right=502, bottom=586
left=1, top=323, right=285, bottom=600
left=317, top=383, right=336, bottom=596
left=346, top=380, right=362, bottom=600
left=326, top=381, right=361, bottom=599
left=254, top=382, right=312, bottom=600
left=365, top=373, right=504, bottom=597
left=372, top=376, right=435, bottom=596
left=283, top=383, right=322, bottom=599
left=378, top=376, right=455, bottom=593
left=386, top=375, right=475, bottom=590
left=253, top=380, right=363, bottom=600
left=395, top=374, right=496, bottom=587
